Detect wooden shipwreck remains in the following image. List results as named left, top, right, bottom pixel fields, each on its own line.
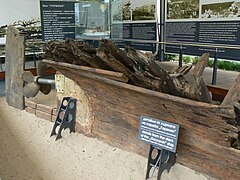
left=43, top=39, right=240, bottom=179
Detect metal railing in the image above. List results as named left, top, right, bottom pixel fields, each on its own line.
left=159, top=41, right=240, bottom=85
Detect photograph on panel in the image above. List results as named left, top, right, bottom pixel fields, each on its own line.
left=112, top=0, right=156, bottom=22
left=167, top=0, right=199, bottom=19
left=75, top=0, right=110, bottom=39
left=202, top=0, right=240, bottom=19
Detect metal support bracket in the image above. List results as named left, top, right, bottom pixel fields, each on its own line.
left=146, top=145, right=176, bottom=180
left=55, top=74, right=65, bottom=93
left=50, top=97, right=76, bottom=140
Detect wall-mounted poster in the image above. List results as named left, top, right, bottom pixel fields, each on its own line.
left=40, top=0, right=158, bottom=51
left=201, top=0, right=240, bottom=19
left=112, top=0, right=156, bottom=22
left=75, top=0, right=110, bottom=40
left=111, top=0, right=158, bottom=51
left=40, top=0, right=76, bottom=41
left=165, top=0, right=240, bottom=60
left=40, top=0, right=110, bottom=41
left=167, top=0, right=199, bottom=20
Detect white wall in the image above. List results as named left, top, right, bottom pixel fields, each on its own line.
left=0, top=0, right=40, bottom=25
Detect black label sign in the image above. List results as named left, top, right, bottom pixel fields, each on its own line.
left=139, top=116, right=179, bottom=153
left=40, top=0, right=75, bottom=41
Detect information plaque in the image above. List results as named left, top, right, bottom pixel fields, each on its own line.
left=139, top=116, right=179, bottom=153
left=40, top=0, right=75, bottom=41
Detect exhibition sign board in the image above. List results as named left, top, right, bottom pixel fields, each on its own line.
left=40, top=0, right=110, bottom=41
left=139, top=116, right=180, bottom=153
left=40, top=0, right=158, bottom=51
left=111, top=22, right=157, bottom=51
left=165, top=0, right=240, bottom=60
left=40, top=0, right=240, bottom=58
left=40, top=0, right=75, bottom=41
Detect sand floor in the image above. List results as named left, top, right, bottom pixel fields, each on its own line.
left=0, top=97, right=213, bottom=180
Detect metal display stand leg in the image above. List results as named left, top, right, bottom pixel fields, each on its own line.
left=50, top=97, right=77, bottom=140
left=146, top=145, right=176, bottom=180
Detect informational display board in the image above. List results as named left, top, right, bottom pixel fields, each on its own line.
left=165, top=0, right=240, bottom=60
left=139, top=116, right=179, bottom=153
left=110, top=0, right=158, bottom=51
left=40, top=0, right=75, bottom=41
left=40, top=0, right=157, bottom=51
left=40, top=0, right=110, bottom=41
left=40, top=0, right=240, bottom=59
left=111, top=22, right=157, bottom=51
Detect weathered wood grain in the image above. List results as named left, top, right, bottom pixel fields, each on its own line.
left=5, top=25, right=25, bottom=109
left=46, top=61, right=240, bottom=180
left=221, top=73, right=240, bottom=109
left=44, top=39, right=213, bottom=103
left=43, top=60, right=129, bottom=83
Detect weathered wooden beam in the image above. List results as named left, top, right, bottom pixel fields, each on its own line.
left=192, top=53, right=210, bottom=78
left=5, top=25, right=25, bottom=109
left=221, top=73, right=240, bottom=109
left=43, top=59, right=129, bottom=83
left=44, top=39, right=213, bottom=103
left=100, top=40, right=136, bottom=71
left=97, top=47, right=158, bottom=90
left=183, top=53, right=211, bottom=103
left=97, top=46, right=133, bottom=77
left=125, top=46, right=182, bottom=96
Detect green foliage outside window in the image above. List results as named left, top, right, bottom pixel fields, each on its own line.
left=163, top=53, right=240, bottom=72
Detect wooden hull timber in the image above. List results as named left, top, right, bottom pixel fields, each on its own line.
left=44, top=60, right=240, bottom=180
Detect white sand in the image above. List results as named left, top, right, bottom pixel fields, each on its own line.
left=0, top=97, right=213, bottom=180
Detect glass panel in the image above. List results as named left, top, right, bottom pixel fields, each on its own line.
left=75, top=0, right=111, bottom=40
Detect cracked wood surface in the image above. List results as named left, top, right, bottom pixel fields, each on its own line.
left=46, top=60, right=240, bottom=180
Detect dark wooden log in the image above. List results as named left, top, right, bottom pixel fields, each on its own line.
left=97, top=46, right=158, bottom=90
left=170, top=64, right=192, bottom=75
left=100, top=39, right=136, bottom=71
left=125, top=46, right=182, bottom=96
left=183, top=53, right=211, bottom=103
left=44, top=39, right=211, bottom=103
left=64, top=39, right=111, bottom=69
left=97, top=46, right=133, bottom=77
left=130, top=72, right=161, bottom=91
left=43, top=40, right=88, bottom=66
left=44, top=39, right=112, bottom=69
left=125, top=47, right=211, bottom=103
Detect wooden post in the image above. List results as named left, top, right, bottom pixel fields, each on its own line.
left=221, top=73, right=240, bottom=109
left=5, top=25, right=25, bottom=109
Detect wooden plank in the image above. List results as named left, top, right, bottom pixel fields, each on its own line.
left=192, top=53, right=209, bottom=78
left=5, top=25, right=25, bottom=109
left=178, top=145, right=240, bottom=180
left=43, top=60, right=129, bottom=83
left=25, top=67, right=56, bottom=76
left=221, top=73, right=240, bottom=108
left=0, top=72, right=5, bottom=80
left=207, top=85, right=228, bottom=102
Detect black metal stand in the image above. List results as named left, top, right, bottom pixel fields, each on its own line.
left=146, top=145, right=176, bottom=180
left=179, top=45, right=183, bottom=67
left=212, top=48, right=218, bottom=85
left=50, top=97, right=77, bottom=140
